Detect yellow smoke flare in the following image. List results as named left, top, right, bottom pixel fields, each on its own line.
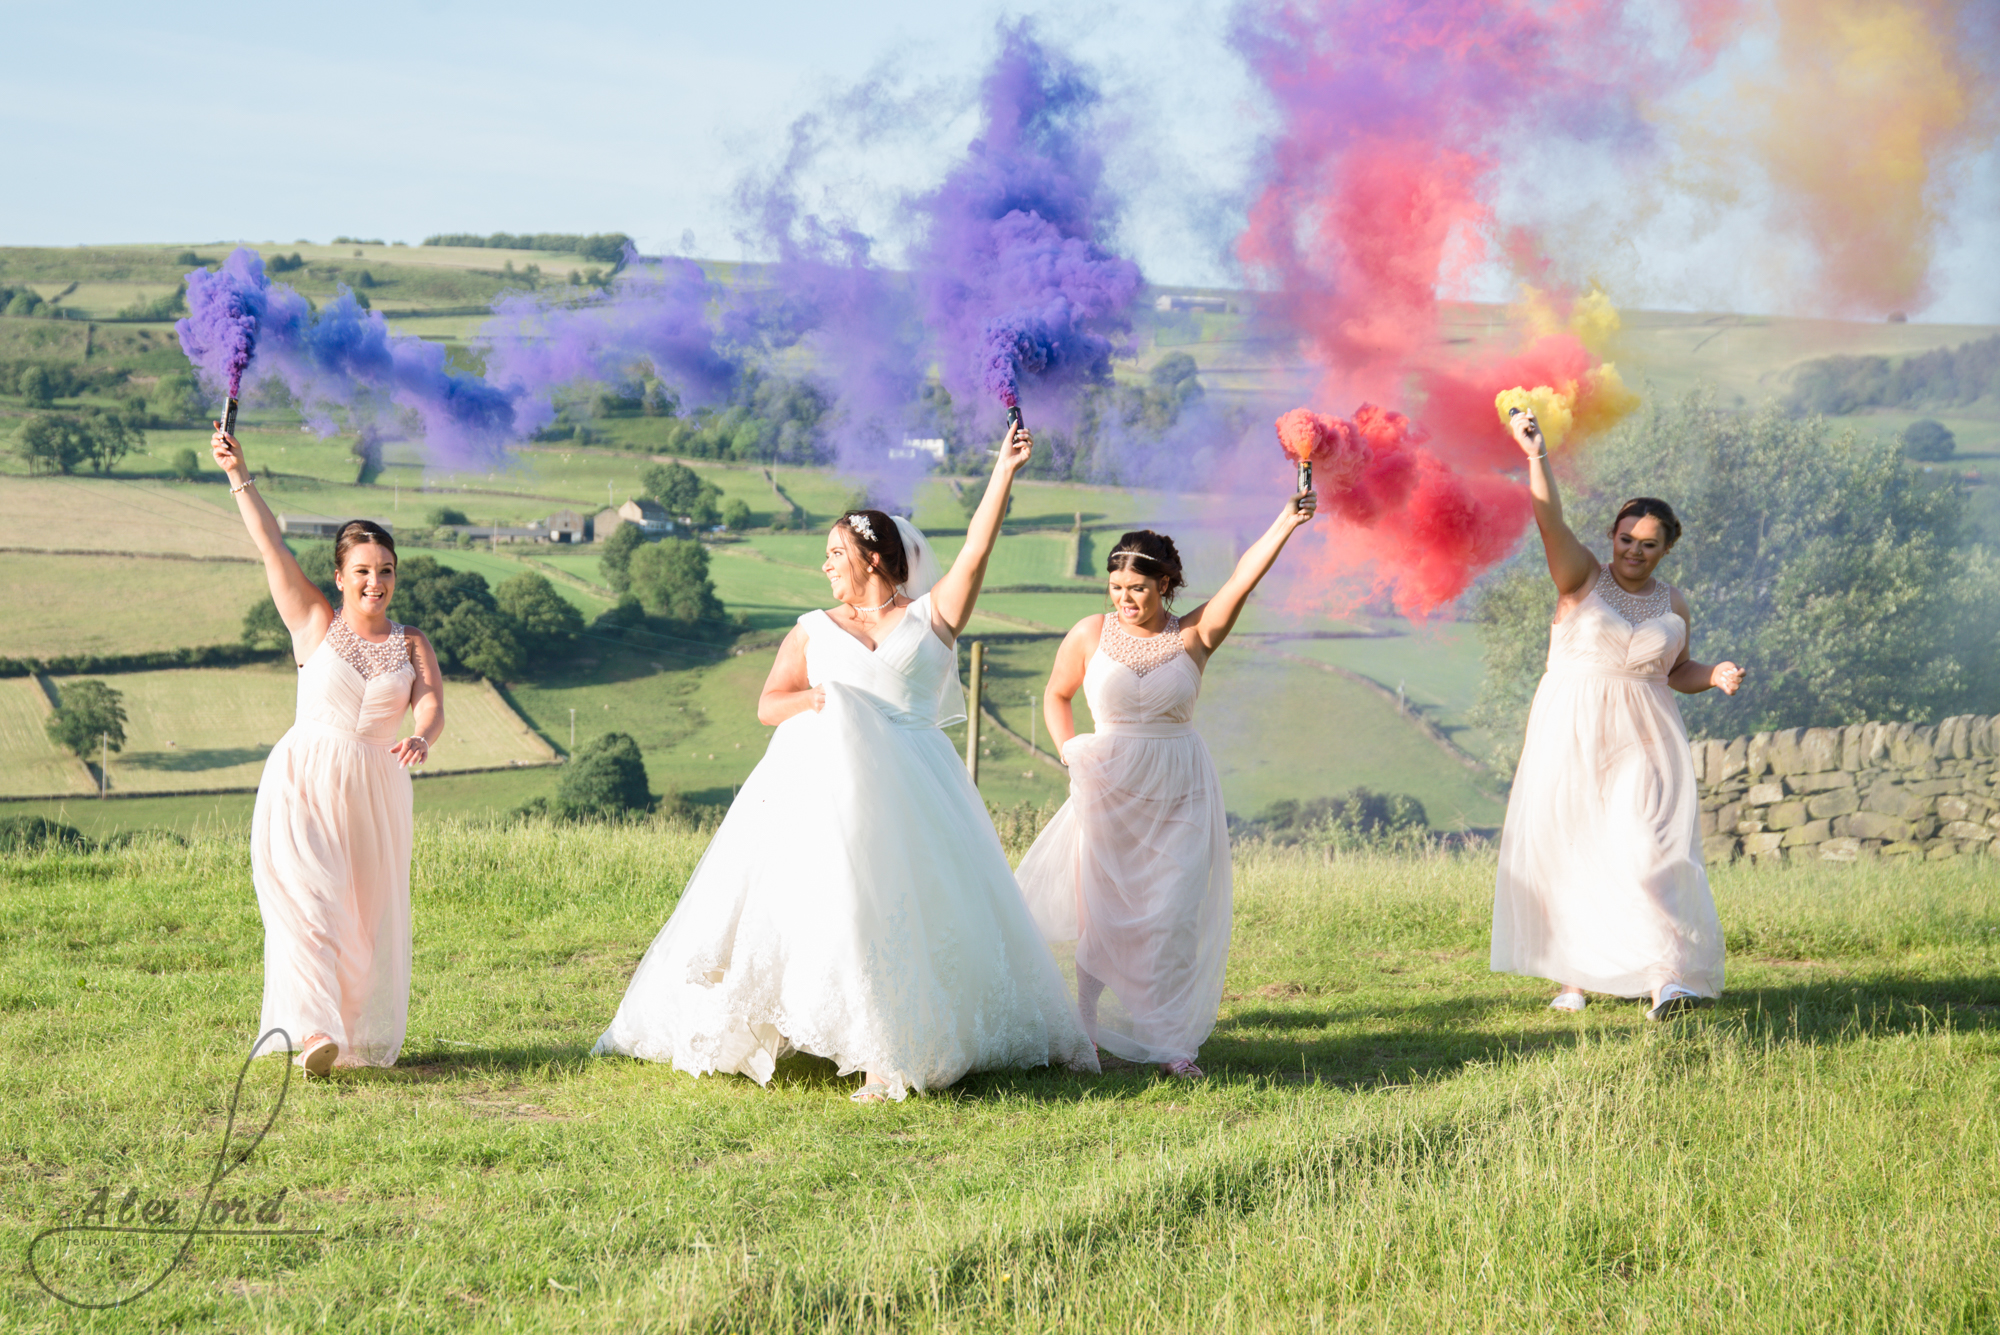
left=1494, top=365, right=1639, bottom=452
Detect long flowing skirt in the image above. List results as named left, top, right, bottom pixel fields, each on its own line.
left=1491, top=671, right=1724, bottom=998
left=593, top=683, right=1098, bottom=1100
left=249, top=723, right=414, bottom=1067
left=1016, top=729, right=1232, bottom=1065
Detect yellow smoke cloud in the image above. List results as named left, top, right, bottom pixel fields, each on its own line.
left=1497, top=289, right=1640, bottom=450
left=1746, top=0, right=1991, bottom=315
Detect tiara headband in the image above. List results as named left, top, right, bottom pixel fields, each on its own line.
left=1110, top=549, right=1164, bottom=569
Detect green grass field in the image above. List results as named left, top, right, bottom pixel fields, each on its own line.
left=0, top=553, right=266, bottom=659
left=0, top=666, right=555, bottom=800
left=0, top=677, right=93, bottom=798
left=3, top=827, right=1997, bottom=1331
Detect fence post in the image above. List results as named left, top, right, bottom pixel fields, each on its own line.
left=965, top=641, right=984, bottom=782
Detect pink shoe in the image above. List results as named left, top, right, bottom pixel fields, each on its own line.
left=1161, top=1058, right=1204, bottom=1080
left=295, top=1033, right=338, bottom=1077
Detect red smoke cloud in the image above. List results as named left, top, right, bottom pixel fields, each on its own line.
left=1235, top=0, right=1734, bottom=612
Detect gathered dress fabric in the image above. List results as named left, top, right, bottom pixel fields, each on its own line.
left=593, top=593, right=1099, bottom=1100
left=250, top=619, right=416, bottom=1067
left=1016, top=615, right=1231, bottom=1065
left=1491, top=567, right=1724, bottom=999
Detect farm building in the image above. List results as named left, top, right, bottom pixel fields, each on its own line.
left=546, top=509, right=591, bottom=543
left=278, top=514, right=395, bottom=539
left=595, top=499, right=673, bottom=542
left=1153, top=293, right=1231, bottom=313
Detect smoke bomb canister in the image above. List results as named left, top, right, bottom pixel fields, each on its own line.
left=221, top=396, right=239, bottom=437
left=1006, top=404, right=1023, bottom=434
left=1297, top=459, right=1312, bottom=510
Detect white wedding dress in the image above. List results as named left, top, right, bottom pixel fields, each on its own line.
left=593, top=589, right=1099, bottom=1099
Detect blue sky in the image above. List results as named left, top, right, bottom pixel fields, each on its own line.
left=1, top=0, right=1994, bottom=322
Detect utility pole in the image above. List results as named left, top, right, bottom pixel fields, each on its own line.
left=1028, top=690, right=1037, bottom=756
left=965, top=641, right=984, bottom=783
left=569, top=708, right=576, bottom=754
left=99, top=733, right=107, bottom=798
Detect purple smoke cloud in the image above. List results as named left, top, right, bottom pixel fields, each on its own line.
left=916, top=22, right=1142, bottom=428
left=477, top=255, right=738, bottom=439
left=176, top=248, right=523, bottom=467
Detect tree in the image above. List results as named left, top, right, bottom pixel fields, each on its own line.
left=599, top=522, right=645, bottom=593
left=434, top=602, right=526, bottom=680
left=171, top=447, right=201, bottom=481
left=958, top=475, right=1014, bottom=520
left=17, top=365, right=54, bottom=407
left=425, top=505, right=470, bottom=527
left=642, top=461, right=722, bottom=527
left=494, top=572, right=585, bottom=660
left=627, top=538, right=724, bottom=624
left=552, top=732, right=652, bottom=819
left=152, top=371, right=206, bottom=423
left=1471, top=395, right=2000, bottom=770
left=15, top=411, right=138, bottom=475
left=1903, top=419, right=1957, bottom=462
left=721, top=499, right=753, bottom=531
left=386, top=555, right=494, bottom=631
left=242, top=596, right=290, bottom=650
left=46, top=680, right=127, bottom=760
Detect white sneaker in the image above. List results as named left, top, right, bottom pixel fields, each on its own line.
left=1548, top=992, right=1587, bottom=1013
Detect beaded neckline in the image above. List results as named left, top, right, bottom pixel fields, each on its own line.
left=327, top=616, right=412, bottom=681
left=1100, top=612, right=1185, bottom=678
left=1593, top=565, right=1673, bottom=627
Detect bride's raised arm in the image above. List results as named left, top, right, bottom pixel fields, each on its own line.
left=928, top=425, right=1032, bottom=640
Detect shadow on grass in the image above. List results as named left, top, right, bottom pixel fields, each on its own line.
left=316, top=973, right=2000, bottom=1102
left=120, top=747, right=270, bottom=773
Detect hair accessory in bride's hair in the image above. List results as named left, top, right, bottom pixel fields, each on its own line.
left=847, top=513, right=877, bottom=542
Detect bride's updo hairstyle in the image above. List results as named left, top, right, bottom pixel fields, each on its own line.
left=334, top=520, right=396, bottom=568
left=1107, top=530, right=1186, bottom=607
left=835, top=509, right=910, bottom=586
left=1608, top=498, right=1682, bottom=550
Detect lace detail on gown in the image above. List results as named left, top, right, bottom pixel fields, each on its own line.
left=327, top=618, right=410, bottom=681
left=1100, top=613, right=1184, bottom=677
left=1593, top=566, right=1672, bottom=626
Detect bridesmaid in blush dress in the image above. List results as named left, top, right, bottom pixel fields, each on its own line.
left=1488, top=407, right=1745, bottom=1020
left=1016, top=488, right=1317, bottom=1079
left=213, top=426, right=444, bottom=1075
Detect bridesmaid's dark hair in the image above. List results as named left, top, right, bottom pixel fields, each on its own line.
left=1107, top=530, right=1185, bottom=606
left=835, top=510, right=909, bottom=586
left=1608, top=498, right=1682, bottom=549
left=334, top=520, right=397, bottom=570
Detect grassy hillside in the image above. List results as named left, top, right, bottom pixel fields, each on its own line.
left=4, top=826, right=1998, bottom=1331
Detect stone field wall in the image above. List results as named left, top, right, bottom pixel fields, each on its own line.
left=1696, top=716, right=2000, bottom=865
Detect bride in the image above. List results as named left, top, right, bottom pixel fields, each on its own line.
left=594, top=425, right=1099, bottom=1101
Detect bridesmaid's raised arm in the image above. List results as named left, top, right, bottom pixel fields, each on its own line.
left=928, top=425, right=1033, bottom=640
left=1181, top=490, right=1318, bottom=665
left=212, top=425, right=334, bottom=656
left=1510, top=410, right=1597, bottom=597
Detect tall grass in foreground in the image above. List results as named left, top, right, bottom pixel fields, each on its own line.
left=1, top=825, right=1997, bottom=1332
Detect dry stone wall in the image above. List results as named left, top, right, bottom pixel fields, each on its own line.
left=1695, top=716, right=2000, bottom=865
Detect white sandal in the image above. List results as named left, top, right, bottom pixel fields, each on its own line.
left=1646, top=983, right=1705, bottom=1021
left=1548, top=991, right=1587, bottom=1013
left=849, top=1081, right=892, bottom=1104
